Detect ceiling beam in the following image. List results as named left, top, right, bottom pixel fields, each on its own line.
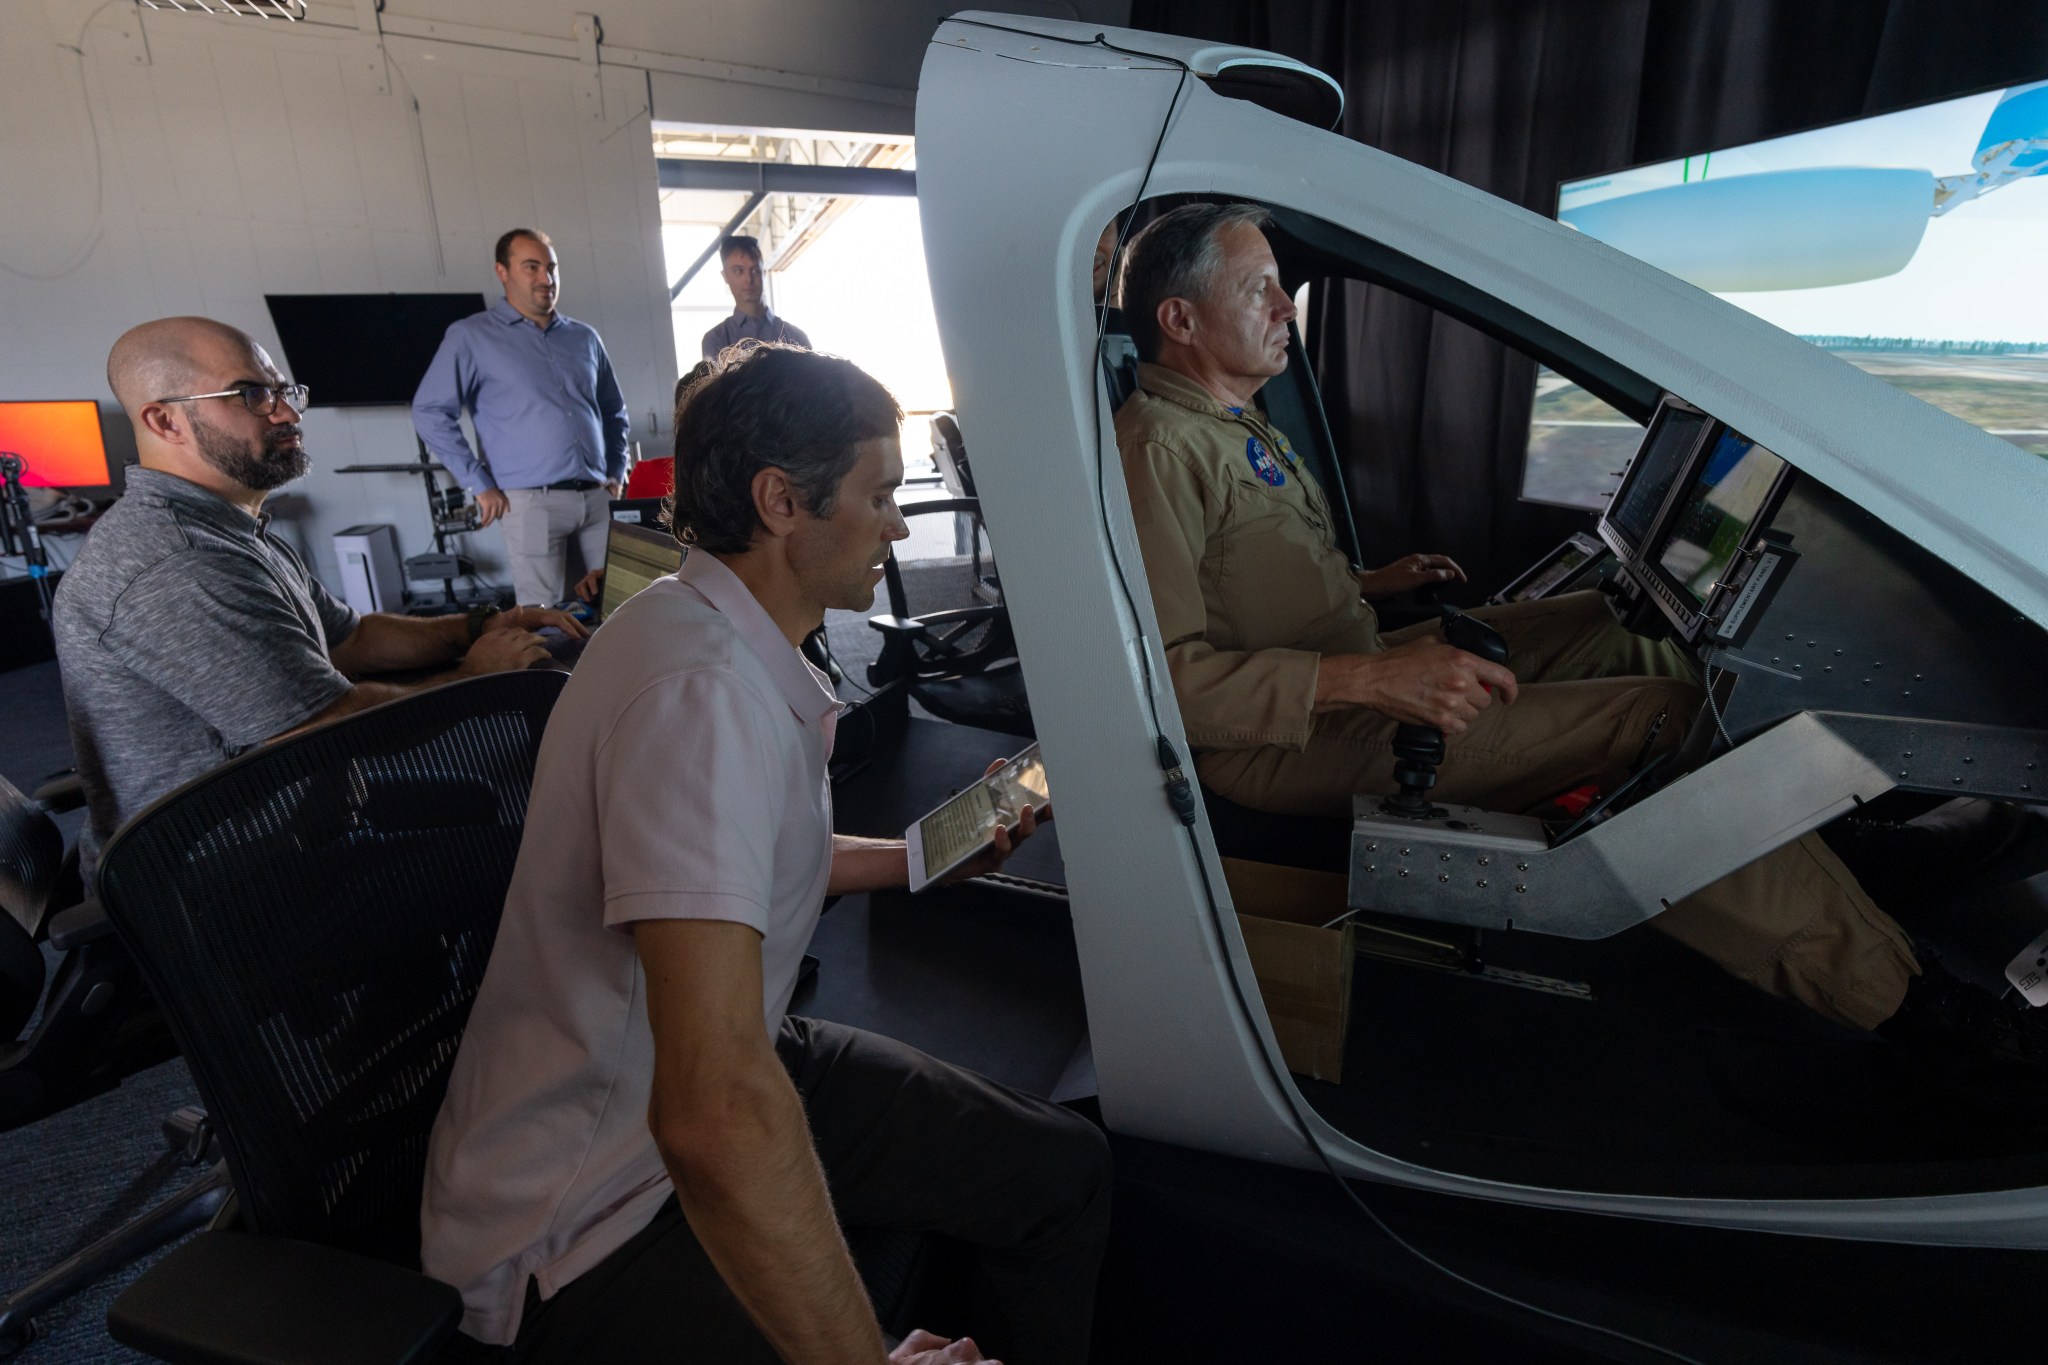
left=656, top=159, right=915, bottom=197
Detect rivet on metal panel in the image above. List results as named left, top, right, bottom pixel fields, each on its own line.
left=1476, top=879, right=1488, bottom=889
left=1514, top=884, right=1526, bottom=894
left=1477, top=856, right=1490, bottom=866
left=1438, top=873, right=1449, bottom=882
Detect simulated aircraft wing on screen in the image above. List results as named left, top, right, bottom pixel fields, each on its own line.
left=1559, top=78, right=2048, bottom=292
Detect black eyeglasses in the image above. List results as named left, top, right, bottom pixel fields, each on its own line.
left=155, top=382, right=310, bottom=416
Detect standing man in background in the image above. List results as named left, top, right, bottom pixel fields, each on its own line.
left=414, top=228, right=631, bottom=607
left=701, top=235, right=812, bottom=360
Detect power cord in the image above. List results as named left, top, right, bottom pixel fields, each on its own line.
left=942, top=19, right=1711, bottom=1364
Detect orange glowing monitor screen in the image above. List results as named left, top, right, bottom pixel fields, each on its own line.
left=0, top=401, right=111, bottom=489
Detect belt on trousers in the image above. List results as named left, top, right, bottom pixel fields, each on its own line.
left=540, top=478, right=601, bottom=492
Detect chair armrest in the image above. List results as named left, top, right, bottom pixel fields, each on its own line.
left=868, top=614, right=928, bottom=638
left=108, top=1231, right=463, bottom=1365
left=33, top=772, right=85, bottom=813
left=46, top=899, right=111, bottom=951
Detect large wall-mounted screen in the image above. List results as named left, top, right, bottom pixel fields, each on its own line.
left=1525, top=79, right=2048, bottom=511
left=264, top=293, right=487, bottom=407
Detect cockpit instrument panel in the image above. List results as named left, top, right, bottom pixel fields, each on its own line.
left=1599, top=396, right=1798, bottom=646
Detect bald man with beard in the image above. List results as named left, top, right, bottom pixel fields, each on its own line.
left=54, top=317, right=585, bottom=873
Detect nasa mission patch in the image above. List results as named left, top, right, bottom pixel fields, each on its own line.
left=1246, top=435, right=1286, bottom=487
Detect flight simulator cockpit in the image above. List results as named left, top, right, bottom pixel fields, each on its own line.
left=917, top=10, right=2048, bottom=1290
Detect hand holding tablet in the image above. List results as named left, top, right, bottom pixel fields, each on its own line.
left=906, top=743, right=1052, bottom=893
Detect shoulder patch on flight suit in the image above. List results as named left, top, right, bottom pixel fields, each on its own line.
left=1246, top=435, right=1286, bottom=487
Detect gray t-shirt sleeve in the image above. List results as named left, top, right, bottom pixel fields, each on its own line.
left=103, top=549, right=355, bottom=749
left=303, top=559, right=360, bottom=648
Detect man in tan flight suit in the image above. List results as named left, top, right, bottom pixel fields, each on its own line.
left=1112, top=201, right=1920, bottom=1036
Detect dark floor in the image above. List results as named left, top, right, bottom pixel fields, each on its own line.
left=3, top=660, right=186, bottom=1363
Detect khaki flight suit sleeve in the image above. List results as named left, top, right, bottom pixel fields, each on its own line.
left=1122, top=438, right=1323, bottom=751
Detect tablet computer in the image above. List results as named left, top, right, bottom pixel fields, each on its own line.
left=905, top=743, right=1049, bottom=893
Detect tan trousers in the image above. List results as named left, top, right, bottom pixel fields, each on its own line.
left=500, top=486, right=611, bottom=607
left=1198, top=591, right=1918, bottom=1030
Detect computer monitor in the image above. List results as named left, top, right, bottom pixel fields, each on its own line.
left=0, top=400, right=113, bottom=490
left=1598, top=397, right=1712, bottom=563
left=1647, top=429, right=1790, bottom=623
left=599, top=521, right=683, bottom=623
left=263, top=293, right=487, bottom=407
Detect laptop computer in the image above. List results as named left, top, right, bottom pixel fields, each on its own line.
left=597, top=520, right=685, bottom=624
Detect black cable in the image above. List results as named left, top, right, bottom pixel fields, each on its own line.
left=942, top=20, right=1711, bottom=1363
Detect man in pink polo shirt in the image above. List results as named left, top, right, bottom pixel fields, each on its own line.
left=421, top=345, right=1109, bottom=1364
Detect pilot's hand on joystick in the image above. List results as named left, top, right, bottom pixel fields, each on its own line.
left=1336, top=637, right=1518, bottom=735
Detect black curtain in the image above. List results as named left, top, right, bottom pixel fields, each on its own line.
left=1127, top=0, right=2048, bottom=592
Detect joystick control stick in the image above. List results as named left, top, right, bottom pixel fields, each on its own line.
left=1381, top=608, right=1510, bottom=820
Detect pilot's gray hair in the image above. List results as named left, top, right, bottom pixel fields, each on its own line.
left=1118, top=202, right=1274, bottom=362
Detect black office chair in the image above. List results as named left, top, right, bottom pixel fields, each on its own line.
left=91, top=669, right=942, bottom=1362
left=868, top=498, right=1034, bottom=740
left=87, top=671, right=568, bottom=1364
left=929, top=411, right=975, bottom=499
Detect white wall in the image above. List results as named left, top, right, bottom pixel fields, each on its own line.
left=1, top=0, right=1125, bottom=594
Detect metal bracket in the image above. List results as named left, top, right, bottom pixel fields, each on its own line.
left=1349, top=711, right=1897, bottom=938
left=574, top=13, right=603, bottom=121
left=352, top=0, right=387, bottom=96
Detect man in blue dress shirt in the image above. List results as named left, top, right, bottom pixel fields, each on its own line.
left=414, top=228, right=632, bottom=607
left=700, top=235, right=812, bottom=361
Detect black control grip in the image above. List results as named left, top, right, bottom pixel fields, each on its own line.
left=1441, top=609, right=1509, bottom=667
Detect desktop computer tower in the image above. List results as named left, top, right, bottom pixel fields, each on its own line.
left=333, top=524, right=405, bottom=614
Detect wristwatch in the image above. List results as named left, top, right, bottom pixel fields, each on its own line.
left=466, top=603, right=501, bottom=643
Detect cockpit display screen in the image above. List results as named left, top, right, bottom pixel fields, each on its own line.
left=1654, top=431, right=1787, bottom=605
left=1607, top=402, right=1710, bottom=553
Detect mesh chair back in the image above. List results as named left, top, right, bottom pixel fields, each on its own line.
left=94, top=671, right=566, bottom=1266
left=0, top=773, right=64, bottom=937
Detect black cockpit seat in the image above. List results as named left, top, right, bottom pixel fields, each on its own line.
left=869, top=496, right=1034, bottom=740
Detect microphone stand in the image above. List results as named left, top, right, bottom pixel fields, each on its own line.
left=0, top=453, right=54, bottom=623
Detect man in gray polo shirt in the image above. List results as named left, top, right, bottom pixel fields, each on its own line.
left=54, top=316, right=584, bottom=871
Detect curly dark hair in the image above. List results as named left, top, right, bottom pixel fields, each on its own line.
left=666, top=345, right=903, bottom=555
